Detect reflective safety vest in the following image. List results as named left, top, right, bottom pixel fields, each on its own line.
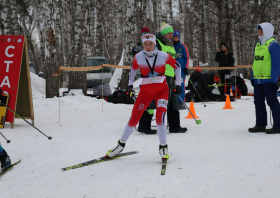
left=157, top=39, right=176, bottom=77
left=253, top=38, right=276, bottom=79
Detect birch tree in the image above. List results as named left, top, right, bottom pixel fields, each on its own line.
left=118, top=0, right=135, bottom=89
left=68, top=0, right=88, bottom=94
left=43, top=0, right=60, bottom=98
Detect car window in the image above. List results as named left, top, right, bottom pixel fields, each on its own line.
left=87, top=59, right=110, bottom=73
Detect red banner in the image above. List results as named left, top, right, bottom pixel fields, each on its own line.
left=0, top=35, right=25, bottom=122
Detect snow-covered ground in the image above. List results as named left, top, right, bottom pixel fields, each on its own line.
left=1, top=74, right=280, bottom=198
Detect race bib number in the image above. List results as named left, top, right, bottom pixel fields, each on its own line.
left=157, top=99, right=168, bottom=109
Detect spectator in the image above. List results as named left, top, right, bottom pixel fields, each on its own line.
left=249, top=22, right=280, bottom=134
left=173, top=30, right=189, bottom=109
left=215, top=41, right=235, bottom=95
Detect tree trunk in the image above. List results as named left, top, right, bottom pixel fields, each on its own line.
left=43, top=0, right=59, bottom=98
left=179, top=0, right=185, bottom=44
left=68, top=0, right=87, bottom=95
left=118, top=0, right=135, bottom=90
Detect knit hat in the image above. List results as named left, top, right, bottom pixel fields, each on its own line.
left=141, top=26, right=150, bottom=35
left=173, top=30, right=180, bottom=39
left=141, top=33, right=156, bottom=45
left=258, top=25, right=262, bottom=30
left=160, top=23, right=174, bottom=36
left=195, top=66, right=202, bottom=73
left=220, top=41, right=227, bottom=48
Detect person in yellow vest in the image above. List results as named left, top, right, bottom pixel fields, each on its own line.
left=154, top=23, right=187, bottom=133
left=249, top=22, right=280, bottom=134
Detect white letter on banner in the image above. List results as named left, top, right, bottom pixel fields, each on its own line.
left=0, top=76, right=11, bottom=88
left=4, top=61, right=13, bottom=72
left=5, top=46, right=15, bottom=57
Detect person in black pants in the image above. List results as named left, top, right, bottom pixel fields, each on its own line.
left=215, top=41, right=235, bottom=95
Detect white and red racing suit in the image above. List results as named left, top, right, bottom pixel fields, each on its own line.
left=120, top=50, right=181, bottom=144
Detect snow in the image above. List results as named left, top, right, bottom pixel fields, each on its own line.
left=245, top=79, right=254, bottom=94
left=30, top=72, right=45, bottom=99
left=1, top=73, right=280, bottom=198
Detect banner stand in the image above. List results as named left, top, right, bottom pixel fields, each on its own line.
left=12, top=37, right=34, bottom=128
left=0, top=35, right=34, bottom=129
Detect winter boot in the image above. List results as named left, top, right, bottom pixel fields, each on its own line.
left=106, top=140, right=125, bottom=157
left=169, top=126, right=187, bottom=133
left=138, top=128, right=157, bottom=134
left=266, top=128, right=280, bottom=134
left=0, top=150, right=11, bottom=169
left=159, top=144, right=169, bottom=162
left=248, top=126, right=266, bottom=133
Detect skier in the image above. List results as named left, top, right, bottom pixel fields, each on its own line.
left=0, top=141, right=11, bottom=171
left=106, top=33, right=182, bottom=161
left=131, top=26, right=157, bottom=134
left=249, top=22, right=280, bottom=134
left=173, top=30, right=189, bottom=109
left=215, top=41, right=235, bottom=95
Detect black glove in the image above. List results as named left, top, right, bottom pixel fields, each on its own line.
left=183, top=68, right=188, bottom=75
left=251, top=80, right=254, bottom=87
left=126, top=85, right=134, bottom=98
left=173, top=85, right=182, bottom=95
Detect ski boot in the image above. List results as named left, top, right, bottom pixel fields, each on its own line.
left=0, top=150, right=11, bottom=170
left=106, top=140, right=125, bottom=157
left=159, top=144, right=169, bottom=162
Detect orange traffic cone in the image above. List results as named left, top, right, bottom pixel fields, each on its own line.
left=185, top=101, right=199, bottom=118
left=223, top=95, right=233, bottom=109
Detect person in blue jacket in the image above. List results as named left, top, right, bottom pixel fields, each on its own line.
left=173, top=30, right=189, bottom=109
left=0, top=141, right=11, bottom=170
left=249, top=22, right=280, bottom=134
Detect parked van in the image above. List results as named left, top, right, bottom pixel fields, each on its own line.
left=86, top=56, right=113, bottom=88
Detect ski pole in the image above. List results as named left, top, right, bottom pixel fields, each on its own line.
left=178, top=96, right=201, bottom=125
left=186, top=76, right=206, bottom=107
left=0, top=101, right=52, bottom=140
left=0, top=132, right=11, bottom=143
left=208, top=83, right=232, bottom=86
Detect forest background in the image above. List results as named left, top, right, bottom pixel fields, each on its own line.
left=1, top=0, right=279, bottom=97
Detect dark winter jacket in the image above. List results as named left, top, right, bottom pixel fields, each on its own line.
left=186, top=71, right=212, bottom=99
left=202, top=72, right=216, bottom=92
left=232, top=76, right=248, bottom=96
left=215, top=50, right=235, bottom=74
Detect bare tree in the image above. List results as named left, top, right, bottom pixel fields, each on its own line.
left=68, top=0, right=88, bottom=94
left=118, top=0, right=135, bottom=89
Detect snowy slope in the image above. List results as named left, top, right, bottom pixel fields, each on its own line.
left=1, top=74, right=280, bottom=198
